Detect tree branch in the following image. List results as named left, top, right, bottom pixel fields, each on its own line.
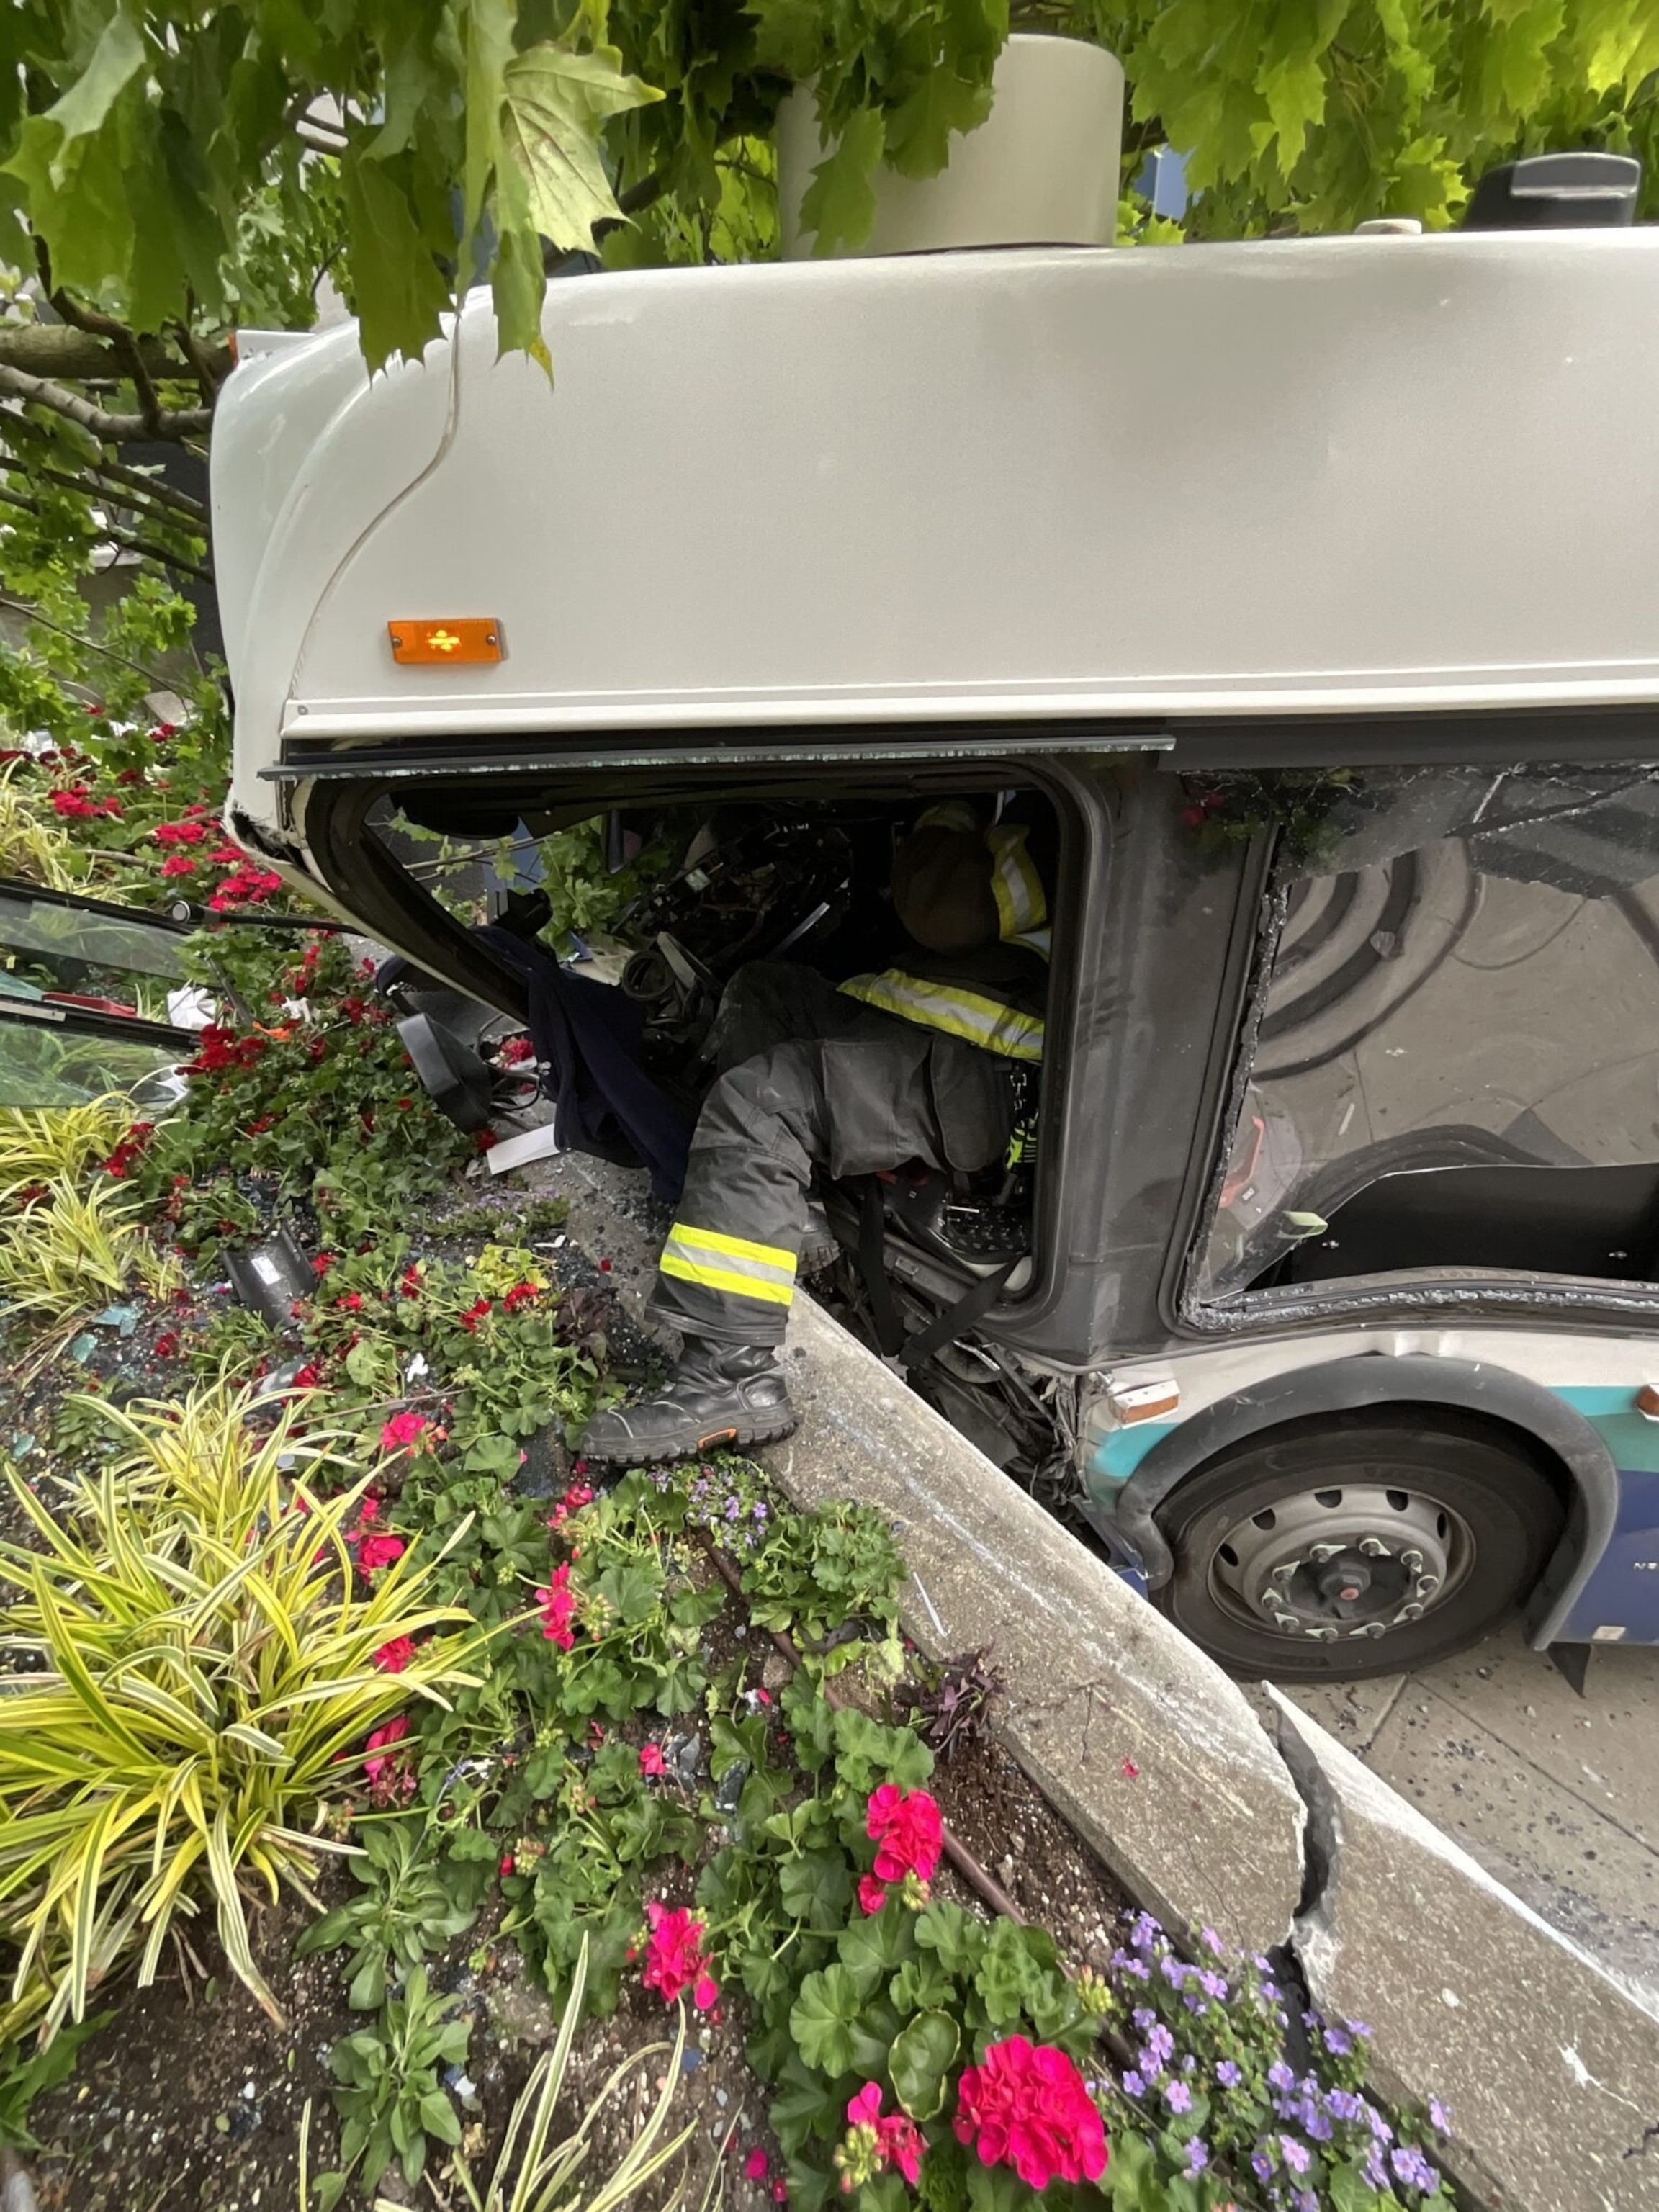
left=0, top=408, right=209, bottom=522
left=0, top=323, right=233, bottom=385
left=0, top=484, right=213, bottom=584
left=0, top=593, right=176, bottom=687
left=0, top=452, right=207, bottom=543
left=0, top=362, right=211, bottom=444
left=47, top=287, right=167, bottom=437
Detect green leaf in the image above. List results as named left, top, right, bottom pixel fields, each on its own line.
left=779, top=1848, right=853, bottom=1927
left=837, top=1903, right=917, bottom=2000
left=883, top=66, right=993, bottom=181
left=338, top=147, right=453, bottom=372
left=889, top=2008, right=959, bottom=2121
left=915, top=1899, right=984, bottom=1977
left=769, top=2058, right=844, bottom=2156
left=1330, top=2162, right=1385, bottom=2212
left=788, top=1962, right=863, bottom=2077
left=799, top=105, right=885, bottom=258
left=890, top=1951, right=954, bottom=2015
left=500, top=42, right=664, bottom=256
left=419, top=2089, right=462, bottom=2146
left=46, top=14, right=148, bottom=156
left=347, top=1952, right=387, bottom=2010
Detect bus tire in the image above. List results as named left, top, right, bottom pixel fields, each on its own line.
left=1150, top=1407, right=1565, bottom=1682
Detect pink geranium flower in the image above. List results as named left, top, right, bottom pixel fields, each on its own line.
left=373, top=1636, right=415, bottom=1673
left=536, top=1561, right=577, bottom=1649
left=857, top=1874, right=889, bottom=1917
left=866, top=1784, right=943, bottom=1884
left=639, top=1743, right=667, bottom=1777
left=357, top=1533, right=405, bottom=1575
left=744, top=2148, right=769, bottom=2182
left=953, top=2035, right=1108, bottom=2190
left=379, top=1410, right=430, bottom=1453
left=641, top=1901, right=719, bottom=2011
left=363, top=1714, right=408, bottom=1784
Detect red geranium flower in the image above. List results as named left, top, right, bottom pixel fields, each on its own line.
left=458, top=1296, right=492, bottom=1332
left=866, top=1784, right=943, bottom=1885
left=642, top=1901, right=718, bottom=2012
left=952, top=2036, right=1108, bottom=2190
left=153, top=1331, right=181, bottom=1359
left=357, top=1533, right=406, bottom=1575
left=502, top=1281, right=539, bottom=1312
left=373, top=1635, right=415, bottom=1673
left=639, top=1743, right=667, bottom=1778
left=364, top=1714, right=410, bottom=1786
left=380, top=1411, right=430, bottom=1454
left=535, top=1561, right=577, bottom=1650
left=858, top=1874, right=889, bottom=1917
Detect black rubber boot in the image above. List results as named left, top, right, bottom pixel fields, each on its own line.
left=576, top=1339, right=797, bottom=1467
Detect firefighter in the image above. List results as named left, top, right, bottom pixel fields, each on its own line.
left=575, top=802, right=1049, bottom=1465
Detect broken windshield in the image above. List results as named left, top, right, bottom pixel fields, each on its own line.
left=1195, top=763, right=1659, bottom=1303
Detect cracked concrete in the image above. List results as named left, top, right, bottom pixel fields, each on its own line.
left=525, top=1149, right=1659, bottom=2210
left=1272, top=1691, right=1659, bottom=2212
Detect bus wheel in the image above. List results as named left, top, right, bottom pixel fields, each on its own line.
left=1151, top=1408, right=1565, bottom=1681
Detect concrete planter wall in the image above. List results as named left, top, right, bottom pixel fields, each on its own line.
left=778, top=33, right=1125, bottom=259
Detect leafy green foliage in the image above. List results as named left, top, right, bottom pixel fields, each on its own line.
left=295, top=1817, right=481, bottom=2011
left=326, top=1963, right=471, bottom=2198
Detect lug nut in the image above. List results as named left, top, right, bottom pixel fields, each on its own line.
left=1401, top=1548, right=1424, bottom=1574
left=1416, top=1574, right=1439, bottom=1596
left=1273, top=1613, right=1300, bottom=1632
left=1308, top=1542, right=1344, bottom=1563
left=1395, top=1602, right=1424, bottom=1622
left=1272, top=1561, right=1298, bottom=1583
left=1358, top=1537, right=1391, bottom=1558
left=1306, top=1626, right=1339, bottom=1642
left=1347, top=1621, right=1387, bottom=1638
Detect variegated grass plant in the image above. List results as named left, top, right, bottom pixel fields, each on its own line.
left=0, top=1387, right=477, bottom=2042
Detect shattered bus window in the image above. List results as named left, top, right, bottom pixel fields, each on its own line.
left=1195, top=764, right=1659, bottom=1303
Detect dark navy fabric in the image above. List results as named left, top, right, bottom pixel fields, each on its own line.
left=475, top=926, right=691, bottom=1202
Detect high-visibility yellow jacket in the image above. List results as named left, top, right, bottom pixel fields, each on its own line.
left=839, top=811, right=1048, bottom=1063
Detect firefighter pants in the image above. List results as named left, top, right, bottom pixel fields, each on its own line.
left=649, top=963, right=1018, bottom=1347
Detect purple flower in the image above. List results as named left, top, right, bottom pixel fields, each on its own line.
left=1199, top=1970, right=1229, bottom=2000
left=1268, top=2061, right=1295, bottom=2092
left=1182, top=1994, right=1204, bottom=2013
left=1305, top=2110, right=1334, bottom=2144
left=1261, top=1979, right=1281, bottom=2002
left=1429, top=2098, right=1452, bottom=2134
left=1159, top=1954, right=1188, bottom=1987
left=1131, top=2006, right=1156, bottom=2032
left=1184, top=2138, right=1209, bottom=2176
left=1327, top=2089, right=1365, bottom=2123
left=1146, top=2024, right=1174, bottom=2064
left=1392, top=2146, right=1440, bottom=2194
left=1121, top=2070, right=1146, bottom=2098
left=1280, top=2136, right=1311, bottom=2176
left=1252, top=2151, right=1275, bottom=2182
left=1165, top=2081, right=1193, bottom=2115
left=724, top=1496, right=742, bottom=1520
left=1323, top=2024, right=1352, bottom=2056
left=1364, top=2145, right=1390, bottom=2192
left=1215, top=2060, right=1241, bottom=2090
left=1252, top=1954, right=1272, bottom=1973
left=1122, top=1957, right=1150, bottom=1982
left=752, top=1501, right=768, bottom=1519
left=1367, top=2103, right=1395, bottom=2144
left=1130, top=1912, right=1160, bottom=1952
left=1295, top=2193, right=1319, bottom=2212
left=1201, top=1927, right=1223, bottom=1955
left=1136, top=2045, right=1165, bottom=2081
left=1350, top=2019, right=1374, bottom=2038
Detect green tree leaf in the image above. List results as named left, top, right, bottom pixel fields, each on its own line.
left=798, top=104, right=885, bottom=256
left=788, top=1962, right=863, bottom=2077
left=780, top=1848, right=853, bottom=1926
left=889, top=2007, right=960, bottom=2121
left=338, top=146, right=452, bottom=371
left=45, top=14, right=148, bottom=155
left=501, top=42, right=663, bottom=254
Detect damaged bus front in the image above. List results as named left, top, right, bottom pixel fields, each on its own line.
left=212, top=169, right=1659, bottom=1681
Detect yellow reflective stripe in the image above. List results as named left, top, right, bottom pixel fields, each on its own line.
left=659, top=1254, right=795, bottom=1306
left=986, top=825, right=1046, bottom=942
left=666, top=1223, right=796, bottom=1277
left=839, top=971, right=1045, bottom=1063
left=917, top=800, right=979, bottom=833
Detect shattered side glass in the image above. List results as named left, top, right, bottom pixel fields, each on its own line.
left=0, top=1012, right=186, bottom=1108
left=0, top=883, right=187, bottom=1019
left=1197, top=764, right=1659, bottom=1300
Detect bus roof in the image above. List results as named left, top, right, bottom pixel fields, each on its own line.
left=217, top=227, right=1659, bottom=836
